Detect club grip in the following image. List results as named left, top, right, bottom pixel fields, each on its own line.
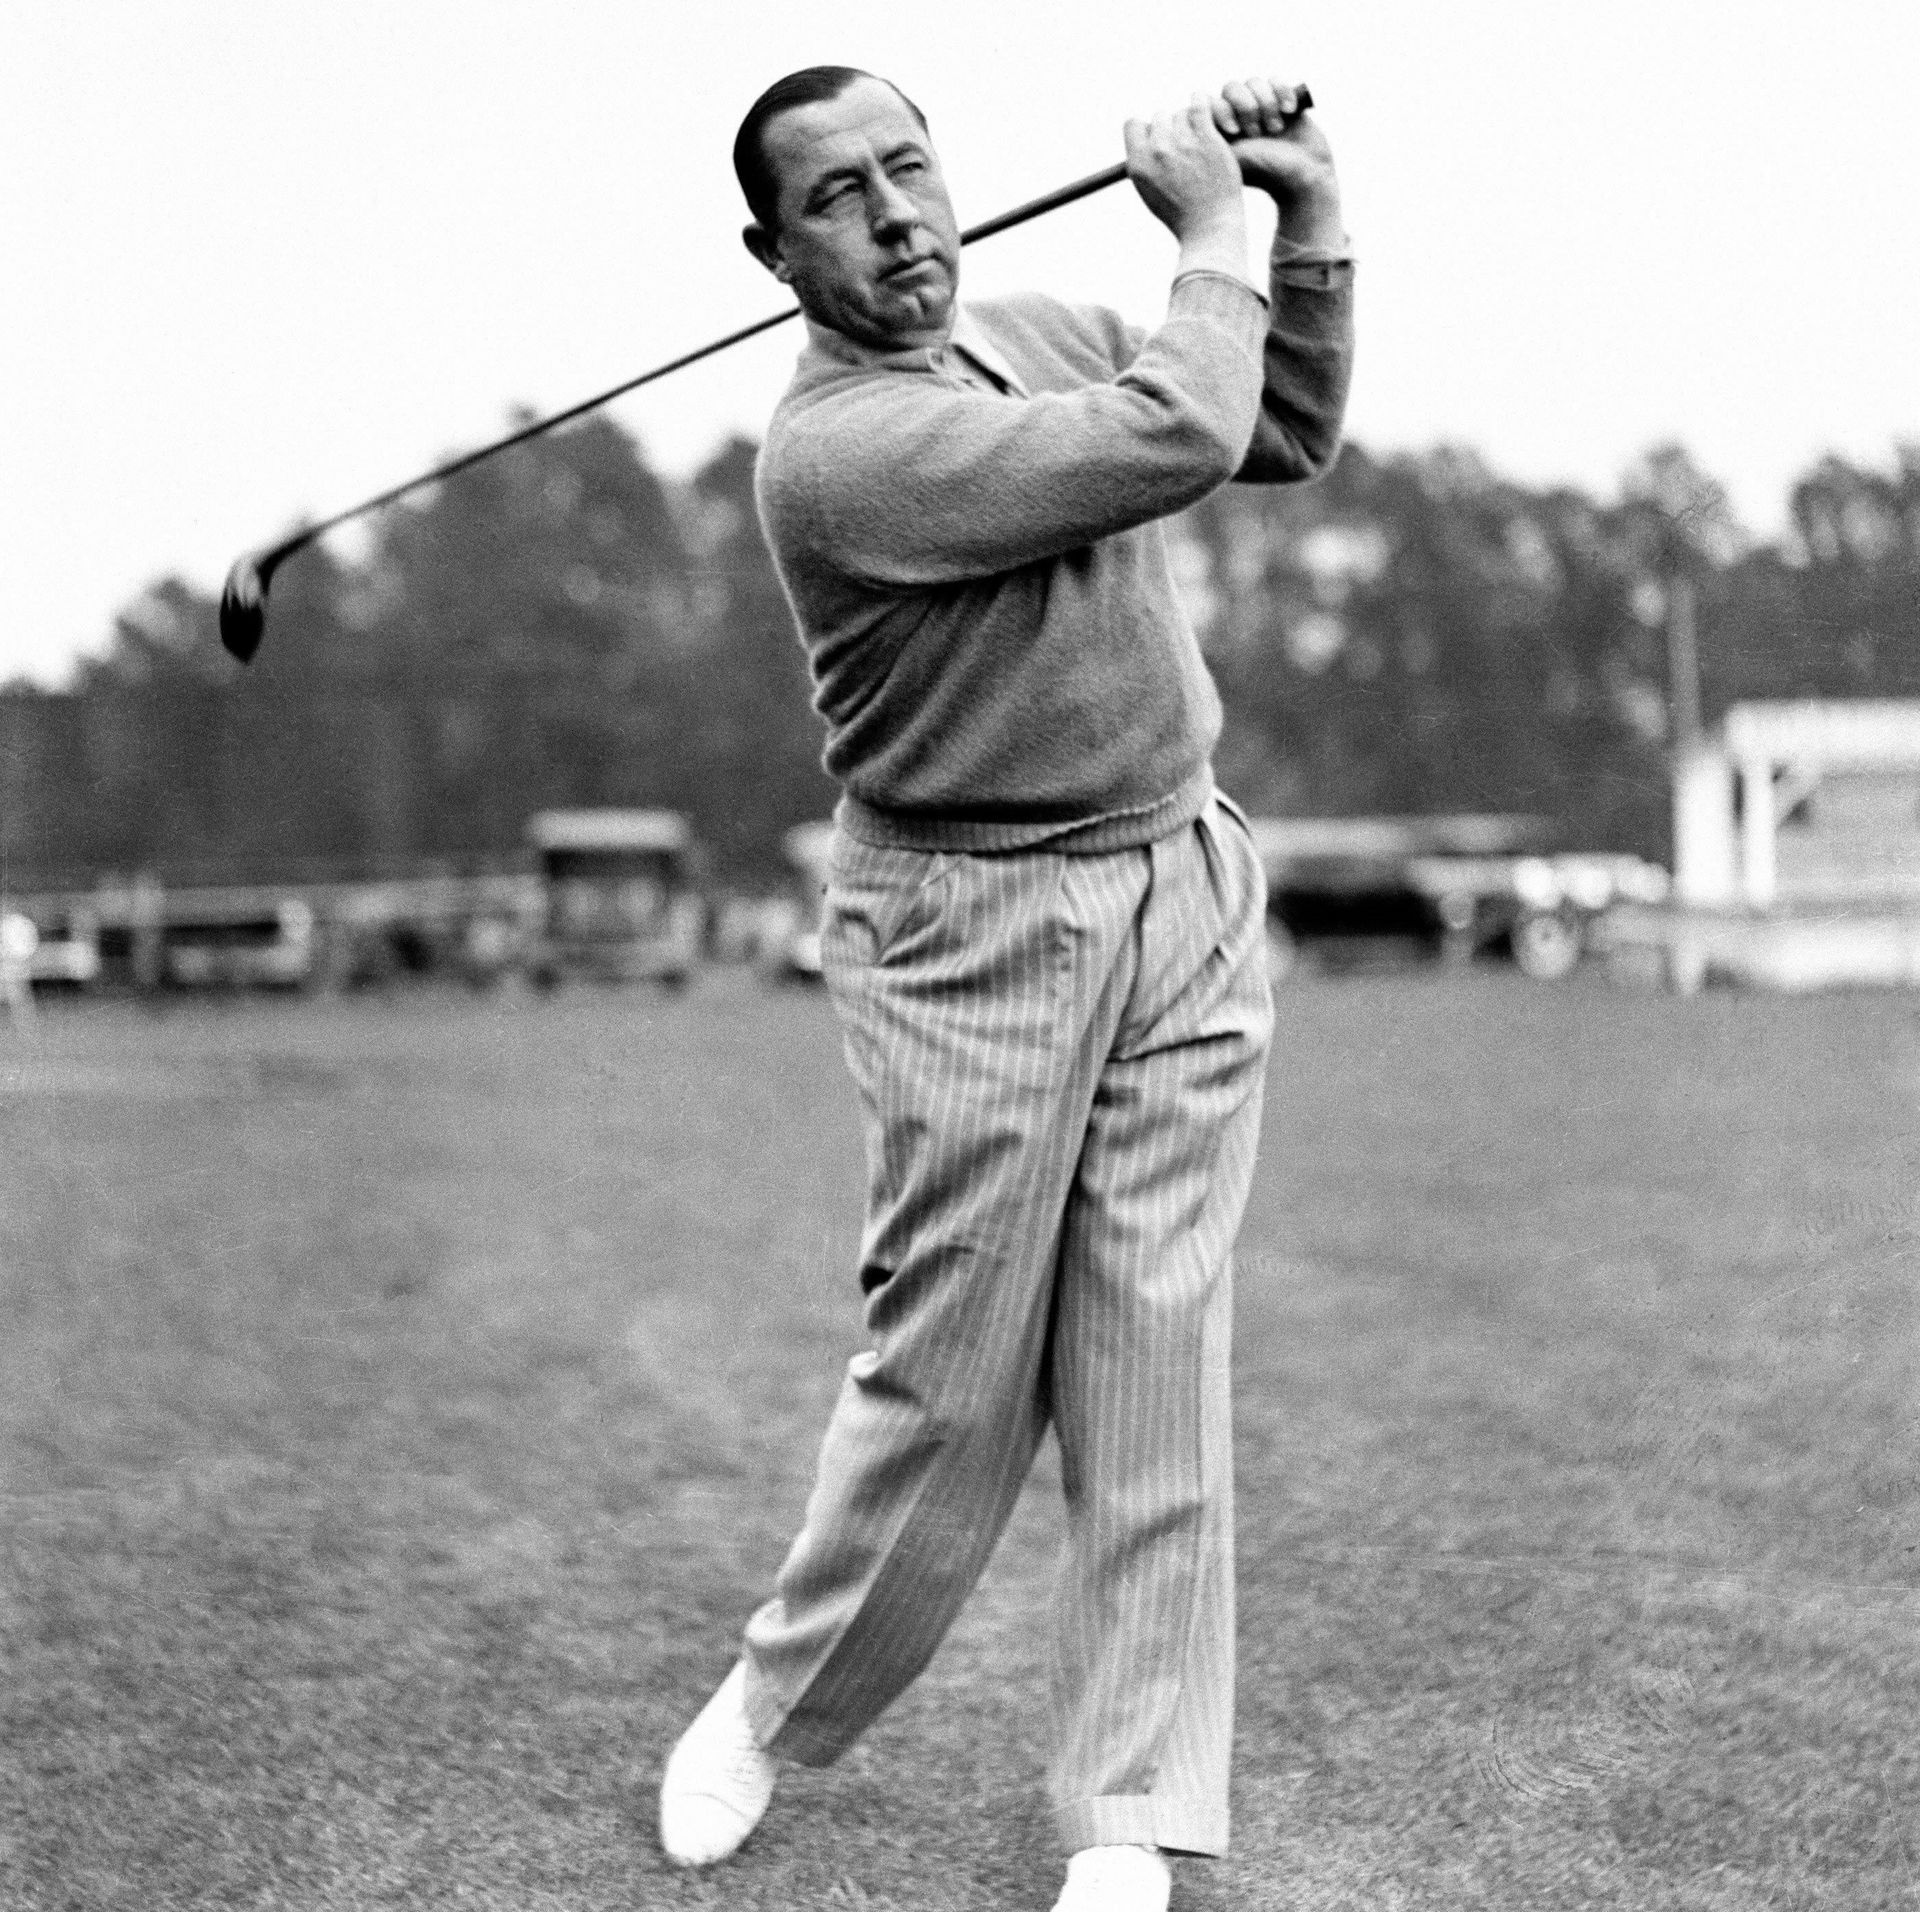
left=959, top=83, right=1316, bottom=248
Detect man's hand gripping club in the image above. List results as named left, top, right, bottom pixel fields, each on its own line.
left=1125, top=77, right=1343, bottom=281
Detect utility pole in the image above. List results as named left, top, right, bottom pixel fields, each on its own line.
left=1666, top=567, right=1734, bottom=911
left=1665, top=569, right=1702, bottom=750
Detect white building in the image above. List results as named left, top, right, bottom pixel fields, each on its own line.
left=1603, top=699, right=1920, bottom=990
left=1673, top=700, right=1920, bottom=911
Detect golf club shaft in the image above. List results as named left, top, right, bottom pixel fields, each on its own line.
left=224, top=86, right=1313, bottom=656
left=250, top=188, right=1100, bottom=576
left=259, top=94, right=1312, bottom=564
left=263, top=306, right=803, bottom=566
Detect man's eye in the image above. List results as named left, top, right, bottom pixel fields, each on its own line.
left=890, top=159, right=926, bottom=179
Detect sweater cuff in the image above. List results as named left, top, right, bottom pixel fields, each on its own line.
left=1167, top=268, right=1271, bottom=335
left=1271, top=230, right=1356, bottom=291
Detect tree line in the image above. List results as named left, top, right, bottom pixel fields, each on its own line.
left=4, top=418, right=1916, bottom=888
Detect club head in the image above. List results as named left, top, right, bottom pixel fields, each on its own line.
left=219, top=552, right=270, bottom=663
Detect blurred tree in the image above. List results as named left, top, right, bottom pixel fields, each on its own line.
left=352, top=408, right=692, bottom=686
left=28, top=430, right=1918, bottom=888
left=1616, top=441, right=1751, bottom=749
left=342, top=410, right=707, bottom=857
left=678, top=434, right=838, bottom=880
left=1182, top=441, right=1676, bottom=851
left=1619, top=442, right=1749, bottom=574
left=74, top=573, right=235, bottom=688
left=1734, top=445, right=1920, bottom=702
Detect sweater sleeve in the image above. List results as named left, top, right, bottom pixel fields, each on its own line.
left=1236, top=231, right=1356, bottom=484
left=770, top=274, right=1268, bottom=590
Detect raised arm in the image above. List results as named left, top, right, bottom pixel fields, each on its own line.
left=1206, top=78, right=1356, bottom=483
left=770, top=276, right=1269, bottom=588
left=767, top=98, right=1274, bottom=589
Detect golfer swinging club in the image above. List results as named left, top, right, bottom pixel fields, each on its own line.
left=661, top=66, right=1353, bottom=1911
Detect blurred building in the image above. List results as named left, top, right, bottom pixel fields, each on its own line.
left=1672, top=701, right=1920, bottom=910
left=1608, top=699, right=1920, bottom=991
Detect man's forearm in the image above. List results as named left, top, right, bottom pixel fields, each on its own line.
left=1273, top=177, right=1348, bottom=256
left=1174, top=206, right=1254, bottom=291
left=1235, top=213, right=1355, bottom=484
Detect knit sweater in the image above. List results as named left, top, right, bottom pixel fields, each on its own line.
left=755, top=241, right=1356, bottom=853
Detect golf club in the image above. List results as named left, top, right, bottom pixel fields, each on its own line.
left=219, top=86, right=1312, bottom=663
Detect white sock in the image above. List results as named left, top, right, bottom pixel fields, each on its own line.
left=1054, top=1843, right=1172, bottom=1911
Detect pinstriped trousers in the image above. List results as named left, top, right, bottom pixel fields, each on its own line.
left=740, top=789, right=1273, bottom=1857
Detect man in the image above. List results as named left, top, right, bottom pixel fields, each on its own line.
left=661, top=66, right=1353, bottom=1912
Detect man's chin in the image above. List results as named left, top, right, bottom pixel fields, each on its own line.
left=870, top=281, right=956, bottom=345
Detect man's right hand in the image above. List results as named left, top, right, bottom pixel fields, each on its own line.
left=1124, top=96, right=1251, bottom=284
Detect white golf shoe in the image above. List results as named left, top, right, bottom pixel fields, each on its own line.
left=1051, top=1844, right=1173, bottom=1911
left=658, top=1660, right=777, bottom=1866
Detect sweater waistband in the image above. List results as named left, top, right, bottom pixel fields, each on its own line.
left=833, top=762, right=1215, bottom=857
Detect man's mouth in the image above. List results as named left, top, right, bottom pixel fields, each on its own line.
left=882, top=256, right=940, bottom=282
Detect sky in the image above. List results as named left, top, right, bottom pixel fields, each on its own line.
left=3, top=1, right=1916, bottom=686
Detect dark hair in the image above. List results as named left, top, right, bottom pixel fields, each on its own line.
left=733, top=66, right=930, bottom=233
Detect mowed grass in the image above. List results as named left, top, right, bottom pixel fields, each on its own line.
left=2, top=969, right=1916, bottom=1911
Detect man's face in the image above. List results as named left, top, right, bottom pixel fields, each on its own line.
left=748, top=77, right=960, bottom=350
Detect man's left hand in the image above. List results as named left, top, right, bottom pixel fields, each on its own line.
left=1208, top=78, right=1343, bottom=245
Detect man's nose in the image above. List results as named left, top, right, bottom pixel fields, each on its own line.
left=869, top=176, right=918, bottom=233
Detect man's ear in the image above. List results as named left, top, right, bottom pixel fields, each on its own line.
left=743, top=223, right=793, bottom=284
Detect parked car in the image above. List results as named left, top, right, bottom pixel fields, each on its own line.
left=23, top=906, right=102, bottom=991
left=523, top=809, right=705, bottom=988
left=162, top=896, right=318, bottom=990
left=1404, top=851, right=1673, bottom=980
left=1248, top=814, right=1669, bottom=980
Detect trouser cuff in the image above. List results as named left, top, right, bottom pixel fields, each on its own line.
left=1055, top=1794, right=1229, bottom=1858
left=741, top=1652, right=853, bottom=1768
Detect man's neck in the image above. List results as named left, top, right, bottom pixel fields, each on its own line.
left=804, top=310, right=956, bottom=358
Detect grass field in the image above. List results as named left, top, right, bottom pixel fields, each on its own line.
left=3, top=969, right=1917, bottom=1911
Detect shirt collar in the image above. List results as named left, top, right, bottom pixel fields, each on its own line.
left=948, top=306, right=1029, bottom=397
left=801, top=302, right=1029, bottom=398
